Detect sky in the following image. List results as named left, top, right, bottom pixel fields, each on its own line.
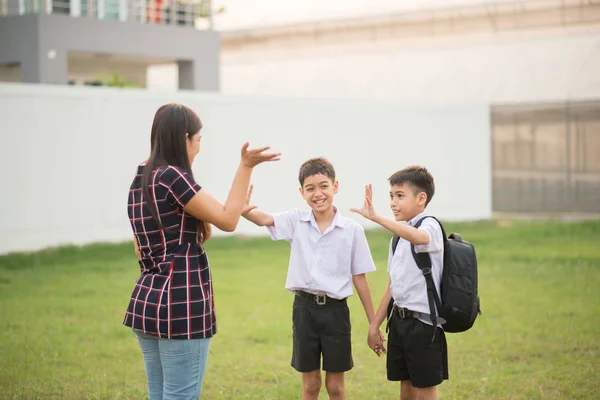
left=211, top=0, right=526, bottom=30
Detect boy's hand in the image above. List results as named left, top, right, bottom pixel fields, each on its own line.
left=241, top=184, right=257, bottom=215
left=367, top=325, right=386, bottom=357
left=351, top=184, right=377, bottom=220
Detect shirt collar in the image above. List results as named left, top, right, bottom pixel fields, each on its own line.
left=300, top=207, right=346, bottom=229
left=408, top=211, right=428, bottom=227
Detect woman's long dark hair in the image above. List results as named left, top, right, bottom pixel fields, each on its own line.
left=150, top=104, right=168, bottom=150
left=141, top=104, right=212, bottom=243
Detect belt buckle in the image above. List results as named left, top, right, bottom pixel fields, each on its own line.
left=315, top=294, right=327, bottom=305
left=397, top=307, right=406, bottom=318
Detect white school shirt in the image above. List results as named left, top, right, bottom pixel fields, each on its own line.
left=267, top=208, right=376, bottom=299
left=388, top=211, right=444, bottom=326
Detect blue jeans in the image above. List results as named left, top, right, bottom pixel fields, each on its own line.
left=135, top=331, right=211, bottom=400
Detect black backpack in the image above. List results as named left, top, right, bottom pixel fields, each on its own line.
left=386, top=216, right=481, bottom=337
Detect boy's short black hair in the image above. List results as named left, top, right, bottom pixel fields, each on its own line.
left=388, top=165, right=435, bottom=206
left=298, top=157, right=336, bottom=186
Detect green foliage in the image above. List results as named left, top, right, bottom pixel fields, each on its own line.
left=95, top=73, right=142, bottom=88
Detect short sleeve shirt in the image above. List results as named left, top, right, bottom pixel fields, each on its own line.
left=123, top=165, right=216, bottom=339
left=387, top=212, right=444, bottom=326
left=267, top=209, right=376, bottom=299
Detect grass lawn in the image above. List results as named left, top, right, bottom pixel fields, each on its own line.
left=0, top=220, right=599, bottom=399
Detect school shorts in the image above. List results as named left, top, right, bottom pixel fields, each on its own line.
left=291, top=292, right=353, bottom=373
left=386, top=314, right=449, bottom=388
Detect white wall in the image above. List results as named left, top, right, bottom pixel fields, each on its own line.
left=148, top=30, right=600, bottom=101
left=0, top=83, right=491, bottom=254
left=146, top=64, right=179, bottom=91
left=220, top=30, right=600, bottom=104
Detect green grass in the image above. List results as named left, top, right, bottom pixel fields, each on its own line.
left=0, top=220, right=599, bottom=399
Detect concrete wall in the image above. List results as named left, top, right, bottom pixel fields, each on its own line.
left=0, top=14, right=42, bottom=82
left=220, top=29, right=600, bottom=104
left=0, top=14, right=220, bottom=90
left=0, top=83, right=491, bottom=254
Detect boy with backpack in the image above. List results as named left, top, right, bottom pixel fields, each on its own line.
left=352, top=165, right=480, bottom=400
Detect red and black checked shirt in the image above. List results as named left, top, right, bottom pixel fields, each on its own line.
left=123, top=165, right=217, bottom=339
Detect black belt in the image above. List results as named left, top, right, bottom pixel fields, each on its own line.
left=295, top=290, right=346, bottom=306
left=394, top=306, right=422, bottom=319
left=394, top=306, right=445, bottom=323
left=386, top=305, right=446, bottom=332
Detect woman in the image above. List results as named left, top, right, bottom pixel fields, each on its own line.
left=124, top=103, right=280, bottom=399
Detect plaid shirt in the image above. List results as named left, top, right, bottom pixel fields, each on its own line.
left=123, top=165, right=216, bottom=339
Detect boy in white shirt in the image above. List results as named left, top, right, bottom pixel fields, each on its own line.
left=351, top=165, right=448, bottom=400
left=243, top=157, right=380, bottom=400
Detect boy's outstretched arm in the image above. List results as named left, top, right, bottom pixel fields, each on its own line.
left=351, top=184, right=430, bottom=245
left=241, top=184, right=275, bottom=227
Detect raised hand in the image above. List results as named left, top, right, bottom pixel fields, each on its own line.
left=242, top=184, right=257, bottom=216
left=241, top=142, right=281, bottom=168
left=351, top=184, right=377, bottom=220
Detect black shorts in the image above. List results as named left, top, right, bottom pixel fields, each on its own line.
left=386, top=315, right=449, bottom=388
left=291, top=292, right=353, bottom=373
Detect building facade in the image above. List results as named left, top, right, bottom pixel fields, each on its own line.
left=218, top=0, right=600, bottom=215
left=0, top=0, right=219, bottom=89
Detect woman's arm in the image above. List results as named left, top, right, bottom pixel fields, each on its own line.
left=183, top=143, right=280, bottom=232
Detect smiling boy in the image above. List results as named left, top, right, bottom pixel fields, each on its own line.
left=242, top=157, right=380, bottom=400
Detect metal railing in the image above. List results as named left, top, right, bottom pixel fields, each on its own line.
left=491, top=100, right=600, bottom=214
left=0, top=0, right=214, bottom=29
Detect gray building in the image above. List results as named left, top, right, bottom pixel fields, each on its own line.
left=0, top=0, right=219, bottom=90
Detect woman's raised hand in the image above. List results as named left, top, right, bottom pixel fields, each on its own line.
left=240, top=142, right=281, bottom=168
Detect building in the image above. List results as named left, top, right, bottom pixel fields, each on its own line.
left=2, top=0, right=598, bottom=216
left=217, top=0, right=600, bottom=215
left=0, top=0, right=219, bottom=90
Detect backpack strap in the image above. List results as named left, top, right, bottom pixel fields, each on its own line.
left=392, top=235, right=401, bottom=254
left=411, top=216, right=444, bottom=343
